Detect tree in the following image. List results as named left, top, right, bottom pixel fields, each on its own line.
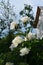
left=19, top=4, right=34, bottom=34
left=20, top=4, right=34, bottom=18
left=0, top=0, right=16, bottom=38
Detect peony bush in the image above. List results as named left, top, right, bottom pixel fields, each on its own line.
left=0, top=4, right=43, bottom=65
left=0, top=33, right=43, bottom=65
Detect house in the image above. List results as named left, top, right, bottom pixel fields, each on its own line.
left=34, top=6, right=43, bottom=39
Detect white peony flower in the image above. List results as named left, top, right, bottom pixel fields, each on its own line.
left=10, top=22, right=17, bottom=30
left=20, top=47, right=30, bottom=56
left=9, top=36, right=24, bottom=50
left=27, top=32, right=36, bottom=40
left=5, top=62, right=14, bottom=65
left=9, top=43, right=15, bottom=51
left=24, top=37, right=28, bottom=41
left=21, top=16, right=31, bottom=24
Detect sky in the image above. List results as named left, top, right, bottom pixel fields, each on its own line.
left=10, top=0, right=43, bottom=16
left=0, top=0, right=43, bottom=16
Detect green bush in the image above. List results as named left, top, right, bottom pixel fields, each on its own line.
left=0, top=35, right=43, bottom=65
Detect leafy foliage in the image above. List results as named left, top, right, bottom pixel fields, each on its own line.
left=0, top=0, right=16, bottom=37
left=20, top=4, right=34, bottom=20
left=0, top=33, right=43, bottom=65
left=0, top=3, right=43, bottom=65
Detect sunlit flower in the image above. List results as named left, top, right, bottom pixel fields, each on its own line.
left=9, top=36, right=24, bottom=50
left=27, top=32, right=36, bottom=40
left=5, top=62, right=14, bottom=65
left=10, top=22, right=17, bottom=30
left=24, top=37, right=28, bottom=41
left=21, top=16, right=31, bottom=24
left=20, top=47, right=30, bottom=56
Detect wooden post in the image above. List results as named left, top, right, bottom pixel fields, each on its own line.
left=33, top=6, right=41, bottom=28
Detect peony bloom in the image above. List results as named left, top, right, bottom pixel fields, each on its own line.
left=21, top=16, right=31, bottom=24
left=5, top=62, right=14, bottom=65
left=20, top=47, right=30, bottom=56
left=24, top=37, right=28, bottom=41
left=27, top=32, right=36, bottom=40
left=9, top=36, right=24, bottom=50
left=10, top=22, right=17, bottom=30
